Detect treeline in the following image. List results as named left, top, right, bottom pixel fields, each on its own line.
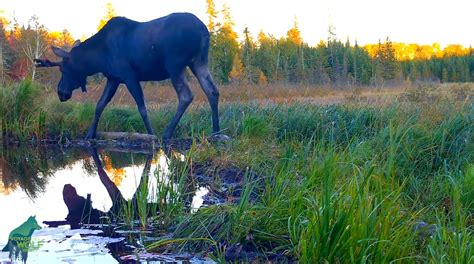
left=205, top=0, right=474, bottom=86
left=0, top=15, right=74, bottom=85
left=0, top=1, right=473, bottom=87
left=220, top=34, right=474, bottom=86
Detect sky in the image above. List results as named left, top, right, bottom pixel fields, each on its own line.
left=1, top=0, right=473, bottom=47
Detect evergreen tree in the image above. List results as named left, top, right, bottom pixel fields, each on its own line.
left=242, top=27, right=256, bottom=83
left=380, top=37, right=397, bottom=80
left=0, top=17, right=14, bottom=79
left=255, top=31, right=277, bottom=82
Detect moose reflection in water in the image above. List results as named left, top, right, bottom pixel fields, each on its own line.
left=1, top=143, right=252, bottom=262
left=44, top=147, right=158, bottom=228
left=1, top=144, right=203, bottom=262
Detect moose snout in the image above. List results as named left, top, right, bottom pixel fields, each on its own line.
left=58, top=91, right=72, bottom=102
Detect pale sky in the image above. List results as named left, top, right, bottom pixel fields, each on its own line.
left=1, top=0, right=473, bottom=47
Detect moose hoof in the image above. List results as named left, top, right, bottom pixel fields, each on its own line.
left=208, top=133, right=231, bottom=142
left=162, top=137, right=171, bottom=145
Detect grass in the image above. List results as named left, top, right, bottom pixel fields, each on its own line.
left=1, top=80, right=46, bottom=140
left=1, top=80, right=473, bottom=262
left=172, top=108, right=471, bottom=262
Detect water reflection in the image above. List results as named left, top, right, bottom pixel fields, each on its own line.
left=0, top=145, right=90, bottom=198
left=0, top=144, right=212, bottom=263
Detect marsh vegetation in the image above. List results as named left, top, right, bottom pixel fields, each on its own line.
left=1, top=81, right=473, bottom=262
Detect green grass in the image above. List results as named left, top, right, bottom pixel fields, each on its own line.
left=158, top=100, right=471, bottom=262
left=1, top=80, right=45, bottom=140
left=1, top=80, right=473, bottom=262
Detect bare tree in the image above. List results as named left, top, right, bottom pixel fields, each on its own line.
left=22, top=15, right=47, bottom=82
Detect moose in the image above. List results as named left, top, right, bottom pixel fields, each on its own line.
left=35, top=13, right=222, bottom=142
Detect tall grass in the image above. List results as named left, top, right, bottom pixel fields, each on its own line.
left=160, top=99, right=471, bottom=262
left=1, top=80, right=46, bottom=140
left=2, top=80, right=473, bottom=262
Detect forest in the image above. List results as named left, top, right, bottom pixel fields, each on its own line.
left=0, top=1, right=473, bottom=88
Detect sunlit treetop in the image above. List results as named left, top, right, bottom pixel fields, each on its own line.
left=0, top=9, right=9, bottom=26
left=101, top=154, right=125, bottom=187
left=364, top=42, right=472, bottom=61
left=97, top=2, right=117, bottom=31
left=286, top=17, right=302, bottom=45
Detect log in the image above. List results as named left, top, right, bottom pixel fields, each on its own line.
left=96, top=132, right=158, bottom=142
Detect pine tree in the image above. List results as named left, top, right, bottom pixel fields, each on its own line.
left=242, top=27, right=255, bottom=83
left=381, top=37, right=397, bottom=80
left=0, top=12, right=14, bottom=80
left=255, top=31, right=278, bottom=82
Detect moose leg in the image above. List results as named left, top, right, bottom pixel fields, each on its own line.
left=125, top=79, right=154, bottom=135
left=162, top=70, right=193, bottom=141
left=86, top=146, right=125, bottom=213
left=191, top=65, right=220, bottom=134
left=85, top=79, right=119, bottom=139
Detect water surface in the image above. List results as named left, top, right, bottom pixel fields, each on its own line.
left=0, top=144, right=214, bottom=263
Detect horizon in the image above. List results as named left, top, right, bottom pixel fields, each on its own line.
left=1, top=0, right=473, bottom=48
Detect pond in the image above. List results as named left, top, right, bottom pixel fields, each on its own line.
left=0, top=143, right=225, bottom=263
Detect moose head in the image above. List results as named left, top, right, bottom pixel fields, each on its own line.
left=34, top=40, right=87, bottom=102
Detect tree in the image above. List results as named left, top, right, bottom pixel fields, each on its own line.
left=205, top=0, right=218, bottom=33
left=0, top=15, right=8, bottom=79
left=0, top=10, right=14, bottom=80
left=60, top=29, right=75, bottom=48
left=229, top=53, right=244, bottom=84
left=97, top=2, right=117, bottom=31
left=255, top=31, right=278, bottom=82
left=241, top=27, right=256, bottom=83
left=380, top=37, right=397, bottom=80
left=22, top=15, right=47, bottom=81
left=257, top=69, right=268, bottom=86
left=287, top=17, right=302, bottom=45
left=209, top=2, right=239, bottom=83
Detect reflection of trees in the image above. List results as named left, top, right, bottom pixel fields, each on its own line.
left=101, top=150, right=148, bottom=168
left=0, top=145, right=88, bottom=198
left=99, top=150, right=149, bottom=187
left=0, top=145, right=154, bottom=198
left=101, top=154, right=125, bottom=186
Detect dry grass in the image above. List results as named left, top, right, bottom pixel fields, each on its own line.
left=47, top=81, right=473, bottom=109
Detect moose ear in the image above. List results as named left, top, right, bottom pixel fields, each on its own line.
left=72, top=39, right=81, bottom=48
left=51, top=46, right=70, bottom=58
